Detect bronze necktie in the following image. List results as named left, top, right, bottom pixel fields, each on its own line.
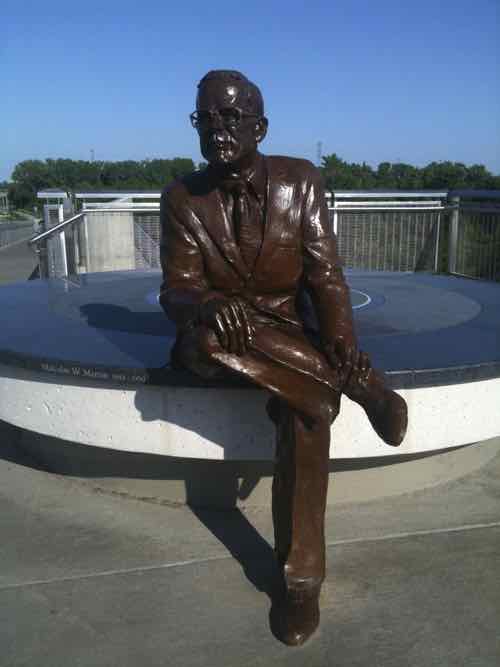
left=231, top=182, right=263, bottom=272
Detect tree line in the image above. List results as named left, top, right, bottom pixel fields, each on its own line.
left=2, top=158, right=196, bottom=210
left=2, top=155, right=499, bottom=210
left=320, top=154, right=500, bottom=191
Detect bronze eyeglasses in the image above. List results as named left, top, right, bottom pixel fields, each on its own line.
left=190, top=107, right=260, bottom=130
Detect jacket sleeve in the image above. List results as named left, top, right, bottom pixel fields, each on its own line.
left=301, top=166, right=356, bottom=347
left=159, top=188, right=219, bottom=326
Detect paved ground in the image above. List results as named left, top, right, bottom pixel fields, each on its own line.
left=1, top=244, right=499, bottom=666
left=1, top=421, right=500, bottom=667
left=0, top=238, right=38, bottom=286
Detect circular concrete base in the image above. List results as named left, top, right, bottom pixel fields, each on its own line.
left=15, top=428, right=500, bottom=508
left=1, top=272, right=500, bottom=461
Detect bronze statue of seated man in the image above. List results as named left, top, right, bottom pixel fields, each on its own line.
left=160, top=70, right=408, bottom=646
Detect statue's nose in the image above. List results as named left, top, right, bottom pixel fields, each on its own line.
left=212, top=130, right=227, bottom=146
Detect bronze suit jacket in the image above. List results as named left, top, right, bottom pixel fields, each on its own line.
left=159, top=154, right=354, bottom=351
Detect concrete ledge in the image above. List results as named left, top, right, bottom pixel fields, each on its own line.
left=8, top=424, right=500, bottom=508
left=2, top=363, right=500, bottom=460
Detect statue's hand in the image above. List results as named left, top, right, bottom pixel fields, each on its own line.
left=324, top=337, right=370, bottom=385
left=198, top=297, right=254, bottom=355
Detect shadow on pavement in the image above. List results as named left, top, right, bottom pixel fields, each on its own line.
left=0, top=417, right=280, bottom=604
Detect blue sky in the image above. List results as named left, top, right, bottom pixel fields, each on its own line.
left=2, top=0, right=499, bottom=181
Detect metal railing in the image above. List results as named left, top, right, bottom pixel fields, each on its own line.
left=447, top=191, right=500, bottom=281
left=30, top=189, right=500, bottom=281
left=134, top=216, right=162, bottom=270
left=328, top=191, right=447, bottom=272
left=30, top=207, right=161, bottom=278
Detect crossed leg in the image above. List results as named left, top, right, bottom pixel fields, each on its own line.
left=175, top=321, right=341, bottom=422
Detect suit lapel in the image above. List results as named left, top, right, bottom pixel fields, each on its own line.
left=253, top=157, right=289, bottom=277
left=197, top=157, right=292, bottom=282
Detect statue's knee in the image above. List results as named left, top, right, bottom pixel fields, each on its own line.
left=316, top=396, right=339, bottom=426
left=175, top=325, right=223, bottom=379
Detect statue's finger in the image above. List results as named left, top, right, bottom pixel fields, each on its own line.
left=327, top=349, right=340, bottom=369
left=359, top=351, right=370, bottom=373
left=228, top=301, right=246, bottom=355
left=236, top=299, right=253, bottom=349
left=221, top=306, right=238, bottom=354
left=335, top=340, right=349, bottom=366
left=339, top=343, right=353, bottom=376
left=214, top=313, right=229, bottom=350
left=330, top=349, right=342, bottom=369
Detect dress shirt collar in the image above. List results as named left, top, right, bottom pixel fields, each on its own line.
left=208, top=152, right=267, bottom=202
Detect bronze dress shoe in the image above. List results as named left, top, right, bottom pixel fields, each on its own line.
left=343, top=365, right=408, bottom=447
left=272, top=580, right=321, bottom=646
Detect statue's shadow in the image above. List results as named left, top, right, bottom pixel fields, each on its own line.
left=0, top=301, right=285, bottom=604
left=131, top=379, right=280, bottom=601
left=0, top=385, right=280, bottom=607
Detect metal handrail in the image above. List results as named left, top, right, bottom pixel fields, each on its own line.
left=334, top=206, right=447, bottom=211
left=332, top=190, right=449, bottom=198
left=29, top=212, right=85, bottom=245
left=29, top=199, right=451, bottom=247
left=29, top=208, right=159, bottom=245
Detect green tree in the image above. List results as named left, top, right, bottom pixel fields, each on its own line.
left=7, top=157, right=196, bottom=209
left=320, top=155, right=500, bottom=192
left=7, top=155, right=499, bottom=210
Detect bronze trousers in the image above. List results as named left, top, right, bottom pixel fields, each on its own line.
left=272, top=402, right=331, bottom=591
left=175, top=319, right=340, bottom=591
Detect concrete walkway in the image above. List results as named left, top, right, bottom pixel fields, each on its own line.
left=0, top=237, right=38, bottom=285
left=1, top=420, right=499, bottom=666
left=1, top=252, right=499, bottom=665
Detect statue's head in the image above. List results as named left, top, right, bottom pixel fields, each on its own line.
left=191, top=70, right=268, bottom=171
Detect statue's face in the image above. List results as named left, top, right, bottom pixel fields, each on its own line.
left=195, top=79, right=267, bottom=170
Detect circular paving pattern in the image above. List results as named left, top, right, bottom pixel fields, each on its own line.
left=0, top=270, right=498, bottom=389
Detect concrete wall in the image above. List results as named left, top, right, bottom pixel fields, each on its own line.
left=83, top=211, right=136, bottom=273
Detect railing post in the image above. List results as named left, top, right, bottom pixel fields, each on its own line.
left=57, top=203, right=68, bottom=277
left=41, top=204, right=53, bottom=276
left=434, top=211, right=441, bottom=273
left=326, top=192, right=338, bottom=235
left=43, top=204, right=51, bottom=231
left=447, top=194, right=460, bottom=274
left=327, top=193, right=338, bottom=235
left=37, top=241, right=49, bottom=278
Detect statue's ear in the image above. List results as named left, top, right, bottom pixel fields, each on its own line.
left=255, top=117, right=268, bottom=144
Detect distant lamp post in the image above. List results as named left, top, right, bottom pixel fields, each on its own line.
left=316, top=141, right=323, bottom=167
